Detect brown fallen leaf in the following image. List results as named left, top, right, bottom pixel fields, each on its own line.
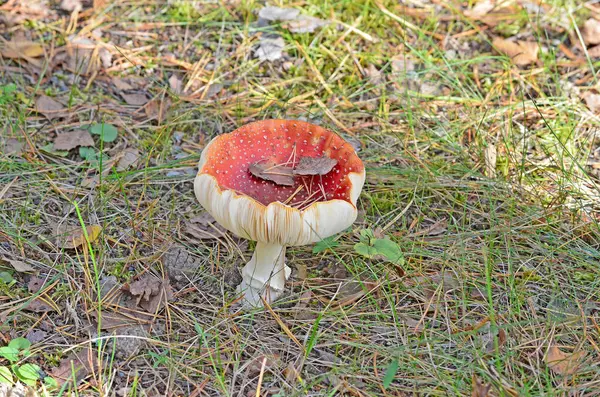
left=583, top=92, right=600, bottom=113
left=53, top=129, right=95, bottom=151
left=28, top=276, right=44, bottom=293
left=1, top=258, right=36, bottom=273
left=249, top=161, right=295, bottom=186
left=56, top=224, right=102, bottom=249
left=35, top=95, right=65, bottom=119
left=64, top=37, right=111, bottom=75
left=293, top=155, right=338, bottom=176
left=0, top=39, right=44, bottom=59
left=169, top=74, right=183, bottom=94
left=116, top=148, right=140, bottom=171
left=112, top=77, right=134, bottom=91
left=145, top=98, right=171, bottom=123
left=287, top=15, right=328, bottom=33
left=545, top=345, right=587, bottom=375
left=492, top=37, right=539, bottom=66
left=24, top=298, right=55, bottom=313
left=464, top=0, right=495, bottom=18
left=471, top=375, right=491, bottom=397
left=583, top=18, right=600, bottom=46
left=120, top=92, right=148, bottom=106
left=127, top=274, right=173, bottom=314
left=60, top=0, right=82, bottom=12
left=50, top=347, right=95, bottom=387
left=4, top=138, right=23, bottom=156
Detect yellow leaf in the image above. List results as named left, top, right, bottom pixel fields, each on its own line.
left=492, top=37, right=539, bottom=66
left=545, top=345, right=586, bottom=375
left=58, top=225, right=102, bottom=249
left=1, top=40, right=45, bottom=59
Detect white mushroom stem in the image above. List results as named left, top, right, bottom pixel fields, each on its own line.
left=237, top=241, right=292, bottom=306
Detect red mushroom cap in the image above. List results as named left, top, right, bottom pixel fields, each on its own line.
left=198, top=119, right=364, bottom=207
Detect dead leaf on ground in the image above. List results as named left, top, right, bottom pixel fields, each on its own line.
left=255, top=36, right=285, bottom=62
left=293, top=155, right=338, bottom=176
left=391, top=54, right=415, bottom=74
left=60, top=0, right=82, bottom=12
left=0, top=39, right=44, bottom=59
left=365, top=64, right=383, bottom=85
left=116, top=148, right=140, bottom=171
left=126, top=274, right=174, bottom=314
left=3, top=138, right=24, bottom=156
left=35, top=95, right=65, bottom=119
left=287, top=15, right=328, bottom=33
left=120, top=92, right=148, bottom=106
left=582, top=92, right=600, bottom=113
left=408, top=219, right=448, bottom=237
left=545, top=345, right=587, bottom=375
left=1, top=257, right=36, bottom=273
left=471, top=375, right=491, bottom=397
left=28, top=276, right=44, bottom=293
left=249, top=161, right=295, bottom=186
left=64, top=37, right=111, bottom=75
left=55, top=224, right=102, bottom=249
left=145, top=97, right=171, bottom=122
left=50, top=347, right=95, bottom=387
left=53, top=129, right=94, bottom=151
left=185, top=221, right=227, bottom=240
left=112, top=77, right=134, bottom=91
left=24, top=298, right=55, bottom=313
left=583, top=18, right=600, bottom=45
left=464, top=0, right=495, bottom=18
left=259, top=6, right=300, bottom=21
left=169, top=74, right=183, bottom=94
left=492, top=37, right=539, bottom=66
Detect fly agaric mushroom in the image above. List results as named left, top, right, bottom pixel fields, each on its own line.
left=194, top=119, right=365, bottom=306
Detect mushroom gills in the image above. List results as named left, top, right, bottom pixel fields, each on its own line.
left=237, top=241, right=292, bottom=306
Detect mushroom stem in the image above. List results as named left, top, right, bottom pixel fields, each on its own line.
left=237, top=241, right=291, bottom=305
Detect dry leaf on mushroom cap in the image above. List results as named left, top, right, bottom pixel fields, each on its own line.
left=249, top=161, right=295, bottom=186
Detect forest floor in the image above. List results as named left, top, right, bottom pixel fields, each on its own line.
left=1, top=0, right=600, bottom=396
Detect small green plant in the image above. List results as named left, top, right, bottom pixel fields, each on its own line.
left=354, top=229, right=404, bottom=265
left=0, top=84, right=17, bottom=105
left=312, top=236, right=339, bottom=253
left=0, top=338, right=56, bottom=388
left=89, top=122, right=118, bottom=143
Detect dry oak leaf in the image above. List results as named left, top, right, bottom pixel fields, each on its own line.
left=249, top=161, right=295, bottom=186
left=492, top=37, right=539, bottom=66
left=583, top=18, right=600, bottom=46
left=0, top=39, right=44, bottom=59
left=53, top=129, right=94, bottom=150
left=35, top=95, right=65, bottom=119
left=545, top=345, right=587, bottom=375
left=56, top=224, right=102, bottom=249
left=471, top=374, right=491, bottom=397
left=127, top=275, right=173, bottom=314
left=293, top=155, right=338, bottom=176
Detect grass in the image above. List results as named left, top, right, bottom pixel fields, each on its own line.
left=1, top=0, right=600, bottom=395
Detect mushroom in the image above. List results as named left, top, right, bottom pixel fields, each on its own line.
left=194, top=119, right=365, bottom=306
